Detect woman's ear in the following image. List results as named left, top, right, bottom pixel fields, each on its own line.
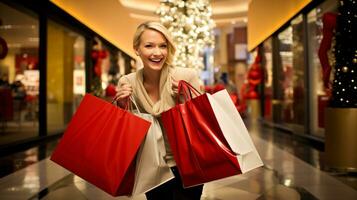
left=134, top=47, right=140, bottom=56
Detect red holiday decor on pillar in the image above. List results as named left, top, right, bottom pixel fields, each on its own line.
left=241, top=49, right=263, bottom=100
left=91, top=49, right=108, bottom=77
left=318, top=12, right=337, bottom=92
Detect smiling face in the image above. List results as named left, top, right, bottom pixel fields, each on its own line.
left=135, top=29, right=168, bottom=71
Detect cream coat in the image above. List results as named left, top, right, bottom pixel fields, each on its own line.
left=118, top=66, right=201, bottom=116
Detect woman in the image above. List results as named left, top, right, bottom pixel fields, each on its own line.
left=115, top=21, right=203, bottom=200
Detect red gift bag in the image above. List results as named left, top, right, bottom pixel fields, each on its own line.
left=50, top=94, right=151, bottom=196
left=161, top=81, right=242, bottom=187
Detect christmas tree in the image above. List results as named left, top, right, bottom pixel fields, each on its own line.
left=157, top=0, right=215, bottom=69
left=330, top=0, right=357, bottom=107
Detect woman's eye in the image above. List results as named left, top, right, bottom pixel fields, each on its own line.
left=160, top=45, right=167, bottom=48
left=145, top=45, right=152, bottom=48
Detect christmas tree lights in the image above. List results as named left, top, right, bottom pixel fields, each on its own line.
left=156, top=0, right=215, bottom=69
left=330, top=0, right=357, bottom=107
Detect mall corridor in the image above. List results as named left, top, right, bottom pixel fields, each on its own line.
left=1, top=0, right=357, bottom=199
left=1, top=120, right=356, bottom=200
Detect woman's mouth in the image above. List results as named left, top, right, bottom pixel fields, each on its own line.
left=149, top=58, right=163, bottom=64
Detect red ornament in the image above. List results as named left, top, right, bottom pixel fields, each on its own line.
left=247, top=90, right=259, bottom=99
left=318, top=12, right=337, bottom=90
left=248, top=65, right=262, bottom=86
left=94, top=62, right=102, bottom=77
left=241, top=49, right=263, bottom=100
left=99, top=50, right=108, bottom=58
left=91, top=50, right=109, bottom=77
left=91, top=50, right=99, bottom=59
left=105, top=84, right=117, bottom=97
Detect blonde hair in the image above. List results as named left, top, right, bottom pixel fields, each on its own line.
left=133, top=21, right=176, bottom=66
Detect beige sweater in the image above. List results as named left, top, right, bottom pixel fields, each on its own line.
left=118, top=65, right=201, bottom=166
left=118, top=66, right=201, bottom=116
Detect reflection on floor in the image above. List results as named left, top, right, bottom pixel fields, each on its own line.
left=0, top=122, right=39, bottom=146
left=0, top=139, right=58, bottom=178
left=0, top=120, right=356, bottom=200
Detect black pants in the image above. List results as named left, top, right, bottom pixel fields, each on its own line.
left=145, top=167, right=203, bottom=200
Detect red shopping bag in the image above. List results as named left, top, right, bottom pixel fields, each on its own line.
left=161, top=81, right=242, bottom=187
left=51, top=94, right=151, bottom=196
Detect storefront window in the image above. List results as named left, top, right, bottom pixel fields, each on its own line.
left=0, top=2, right=39, bottom=145
left=307, top=0, right=338, bottom=137
left=275, top=14, right=306, bottom=133
left=291, top=15, right=305, bottom=128
left=90, top=38, right=132, bottom=100
left=90, top=38, right=114, bottom=99
left=263, top=38, right=273, bottom=120
left=101, top=46, right=120, bottom=100
left=47, top=20, right=85, bottom=134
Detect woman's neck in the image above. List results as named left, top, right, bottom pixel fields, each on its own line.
left=142, top=67, right=161, bottom=86
left=142, top=67, right=162, bottom=104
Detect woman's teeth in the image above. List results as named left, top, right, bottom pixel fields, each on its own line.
left=150, top=58, right=161, bottom=63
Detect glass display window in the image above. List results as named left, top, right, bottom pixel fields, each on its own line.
left=0, top=2, right=39, bottom=144
left=274, top=14, right=306, bottom=133
left=47, top=20, right=85, bottom=134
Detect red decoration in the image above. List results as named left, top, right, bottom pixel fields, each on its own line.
left=105, top=84, right=117, bottom=97
left=247, top=63, right=262, bottom=86
left=318, top=12, right=337, bottom=91
left=242, top=50, right=263, bottom=100
left=0, top=37, right=8, bottom=59
left=91, top=50, right=99, bottom=59
left=15, top=54, right=38, bottom=73
left=91, top=50, right=108, bottom=77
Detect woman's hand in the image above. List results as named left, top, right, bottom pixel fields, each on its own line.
left=114, top=82, right=132, bottom=108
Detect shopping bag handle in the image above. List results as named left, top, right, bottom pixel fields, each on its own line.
left=111, top=97, right=130, bottom=110
left=176, top=80, right=201, bottom=104
left=111, top=96, right=142, bottom=114
left=128, top=96, right=143, bottom=114
left=177, top=80, right=200, bottom=103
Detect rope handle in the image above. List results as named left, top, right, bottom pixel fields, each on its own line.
left=111, top=96, right=142, bottom=113
left=176, top=80, right=201, bottom=104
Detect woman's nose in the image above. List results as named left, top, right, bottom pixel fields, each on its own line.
left=153, top=47, right=162, bottom=55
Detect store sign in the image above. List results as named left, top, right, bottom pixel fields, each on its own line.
left=23, top=70, right=39, bottom=96
left=73, top=69, right=85, bottom=95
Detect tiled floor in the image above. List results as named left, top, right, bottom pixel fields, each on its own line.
left=1, top=120, right=357, bottom=200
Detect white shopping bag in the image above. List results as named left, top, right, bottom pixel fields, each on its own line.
left=131, top=102, right=174, bottom=195
left=207, top=89, right=264, bottom=173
